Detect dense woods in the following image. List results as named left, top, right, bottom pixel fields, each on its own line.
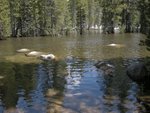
left=0, top=0, right=150, bottom=38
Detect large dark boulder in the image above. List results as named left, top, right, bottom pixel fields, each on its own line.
left=126, top=63, right=150, bottom=85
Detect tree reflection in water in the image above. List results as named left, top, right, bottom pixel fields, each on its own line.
left=0, top=57, right=148, bottom=113
left=0, top=60, right=66, bottom=113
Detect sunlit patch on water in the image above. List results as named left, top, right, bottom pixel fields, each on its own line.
left=65, top=62, right=82, bottom=89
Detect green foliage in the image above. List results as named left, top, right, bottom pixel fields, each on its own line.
left=76, top=0, right=87, bottom=34
left=138, top=0, right=150, bottom=34
left=54, top=0, right=71, bottom=35
left=0, top=0, right=150, bottom=37
left=0, top=0, right=10, bottom=37
left=68, top=0, right=77, bottom=28
left=141, top=0, right=150, bottom=49
left=0, top=61, right=36, bottom=108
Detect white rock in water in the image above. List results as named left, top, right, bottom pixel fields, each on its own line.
left=16, top=48, right=30, bottom=53
left=25, top=51, right=43, bottom=57
left=0, top=76, right=4, bottom=79
left=107, top=43, right=125, bottom=48
left=107, top=43, right=117, bottom=46
left=40, top=54, right=56, bottom=60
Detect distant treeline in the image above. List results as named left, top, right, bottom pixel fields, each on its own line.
left=0, top=0, right=150, bottom=38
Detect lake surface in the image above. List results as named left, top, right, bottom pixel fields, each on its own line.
left=0, top=33, right=149, bottom=113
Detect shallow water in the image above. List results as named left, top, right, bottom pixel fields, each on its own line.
left=0, top=33, right=149, bottom=113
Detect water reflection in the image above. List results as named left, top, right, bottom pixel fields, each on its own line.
left=0, top=60, right=66, bottom=113
left=0, top=33, right=149, bottom=113
left=0, top=57, right=147, bottom=113
left=0, top=62, right=36, bottom=112
left=0, top=57, right=148, bottom=113
left=65, top=58, right=84, bottom=90
left=61, top=57, right=143, bottom=113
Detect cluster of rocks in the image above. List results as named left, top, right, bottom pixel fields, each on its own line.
left=16, top=48, right=56, bottom=61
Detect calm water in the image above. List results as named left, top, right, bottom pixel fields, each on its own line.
left=0, top=33, right=149, bottom=113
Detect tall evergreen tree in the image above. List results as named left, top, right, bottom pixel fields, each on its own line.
left=9, top=0, right=22, bottom=37
left=54, top=0, right=71, bottom=35
left=142, top=0, right=150, bottom=49
left=69, top=0, right=77, bottom=29
left=0, top=0, right=149, bottom=37
left=76, top=0, right=87, bottom=35
left=101, top=0, right=115, bottom=33
left=0, top=0, right=10, bottom=39
left=87, top=0, right=95, bottom=30
left=138, top=0, right=150, bottom=34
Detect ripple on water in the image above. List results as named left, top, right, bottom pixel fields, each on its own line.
left=0, top=34, right=149, bottom=113
left=62, top=58, right=144, bottom=113
left=0, top=57, right=146, bottom=113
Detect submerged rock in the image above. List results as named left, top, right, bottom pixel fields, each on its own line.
left=94, top=61, right=115, bottom=76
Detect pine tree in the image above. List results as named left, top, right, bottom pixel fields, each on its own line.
left=76, top=0, right=87, bottom=35
left=54, top=0, right=71, bottom=35
left=0, top=0, right=10, bottom=39
left=138, top=0, right=150, bottom=34
left=68, top=0, right=77, bottom=29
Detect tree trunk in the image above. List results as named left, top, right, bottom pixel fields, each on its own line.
left=0, top=23, right=3, bottom=40
left=125, top=12, right=131, bottom=33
